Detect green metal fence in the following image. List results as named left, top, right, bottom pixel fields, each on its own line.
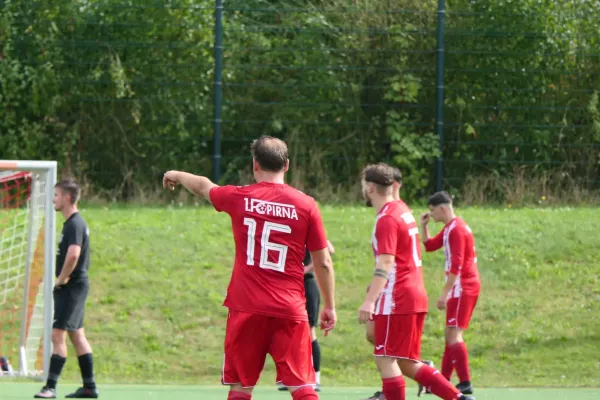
left=2, top=0, right=599, bottom=202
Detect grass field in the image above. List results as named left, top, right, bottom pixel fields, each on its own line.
left=6, top=205, right=600, bottom=388
left=1, top=383, right=600, bottom=399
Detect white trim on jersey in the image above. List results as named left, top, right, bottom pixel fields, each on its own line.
left=443, top=220, right=463, bottom=299
left=377, top=264, right=397, bottom=315
left=371, top=209, right=388, bottom=254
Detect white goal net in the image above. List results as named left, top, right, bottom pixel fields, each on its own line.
left=0, top=161, right=57, bottom=379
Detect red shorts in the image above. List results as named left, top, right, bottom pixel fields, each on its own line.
left=373, top=313, right=426, bottom=360
left=446, top=294, right=478, bottom=329
left=222, top=310, right=315, bottom=388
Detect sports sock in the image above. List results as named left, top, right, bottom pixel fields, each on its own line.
left=291, top=386, right=319, bottom=400
left=78, top=353, right=96, bottom=389
left=312, top=340, right=321, bottom=384
left=414, top=363, right=462, bottom=400
left=46, top=354, right=67, bottom=389
left=441, top=344, right=454, bottom=381
left=451, top=342, right=470, bottom=384
left=382, top=376, right=406, bottom=400
left=227, top=390, right=252, bottom=400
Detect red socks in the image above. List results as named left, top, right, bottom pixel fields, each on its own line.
left=382, top=376, right=406, bottom=400
left=441, top=344, right=454, bottom=380
left=451, top=342, right=471, bottom=383
left=227, top=390, right=252, bottom=400
left=415, top=363, right=462, bottom=400
left=291, top=386, right=319, bottom=400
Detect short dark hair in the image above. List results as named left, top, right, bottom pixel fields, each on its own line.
left=55, top=179, right=80, bottom=204
left=392, top=167, right=402, bottom=185
left=427, top=191, right=453, bottom=207
left=250, top=135, right=288, bottom=172
left=362, top=163, right=395, bottom=187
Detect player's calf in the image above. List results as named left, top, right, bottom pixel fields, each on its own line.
left=382, top=376, right=406, bottom=400
left=374, top=356, right=406, bottom=400
left=412, top=362, right=473, bottom=400
left=227, top=390, right=252, bottom=400
left=417, top=360, right=434, bottom=397
left=36, top=353, right=66, bottom=397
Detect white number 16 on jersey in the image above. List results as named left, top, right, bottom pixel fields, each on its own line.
left=244, top=218, right=292, bottom=273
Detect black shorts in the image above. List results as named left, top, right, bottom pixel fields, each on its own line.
left=304, top=277, right=320, bottom=328
left=53, top=279, right=90, bottom=331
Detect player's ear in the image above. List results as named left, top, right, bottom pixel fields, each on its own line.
left=368, top=182, right=376, bottom=194
left=283, top=159, right=290, bottom=172
left=253, top=158, right=260, bottom=172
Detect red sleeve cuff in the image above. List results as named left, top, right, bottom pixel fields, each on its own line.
left=449, top=265, right=461, bottom=275
left=424, top=239, right=435, bottom=252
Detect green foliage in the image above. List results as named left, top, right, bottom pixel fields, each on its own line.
left=443, top=0, right=600, bottom=192
left=1, top=0, right=599, bottom=202
left=384, top=74, right=440, bottom=199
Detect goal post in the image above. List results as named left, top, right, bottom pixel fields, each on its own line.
left=0, top=160, right=57, bottom=380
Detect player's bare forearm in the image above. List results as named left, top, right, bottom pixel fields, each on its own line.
left=365, top=256, right=395, bottom=303
left=56, top=245, right=81, bottom=285
left=163, top=171, right=217, bottom=199
left=442, top=273, right=458, bottom=297
left=421, top=225, right=431, bottom=243
left=56, top=256, right=78, bottom=285
left=358, top=255, right=394, bottom=323
left=177, top=172, right=217, bottom=199
left=304, top=263, right=314, bottom=275
left=437, top=272, right=458, bottom=309
left=420, top=212, right=432, bottom=243
left=311, top=248, right=335, bottom=309
left=314, top=263, right=335, bottom=309
left=364, top=276, right=387, bottom=304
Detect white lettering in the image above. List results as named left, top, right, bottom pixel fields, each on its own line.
left=244, top=198, right=299, bottom=220
left=400, top=212, right=416, bottom=224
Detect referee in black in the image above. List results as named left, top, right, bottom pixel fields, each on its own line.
left=35, top=179, right=98, bottom=399
left=278, top=240, right=335, bottom=392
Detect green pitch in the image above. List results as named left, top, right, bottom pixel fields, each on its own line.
left=3, top=206, right=598, bottom=388
left=1, top=383, right=600, bottom=400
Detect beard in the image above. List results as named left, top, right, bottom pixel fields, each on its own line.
left=363, top=191, right=373, bottom=207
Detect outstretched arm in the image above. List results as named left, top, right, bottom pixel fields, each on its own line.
left=163, top=171, right=218, bottom=200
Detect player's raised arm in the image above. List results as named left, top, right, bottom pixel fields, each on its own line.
left=421, top=211, right=444, bottom=251
left=162, top=170, right=218, bottom=200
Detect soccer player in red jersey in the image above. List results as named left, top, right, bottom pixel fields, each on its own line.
left=162, top=136, right=336, bottom=400
left=358, top=164, right=473, bottom=400
left=363, top=167, right=434, bottom=400
left=420, top=191, right=481, bottom=395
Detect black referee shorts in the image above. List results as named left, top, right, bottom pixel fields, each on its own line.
left=53, top=279, right=90, bottom=331
left=304, top=276, right=320, bottom=328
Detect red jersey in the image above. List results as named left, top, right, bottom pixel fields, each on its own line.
left=371, top=200, right=428, bottom=315
left=209, top=182, right=328, bottom=321
left=424, top=217, right=481, bottom=298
